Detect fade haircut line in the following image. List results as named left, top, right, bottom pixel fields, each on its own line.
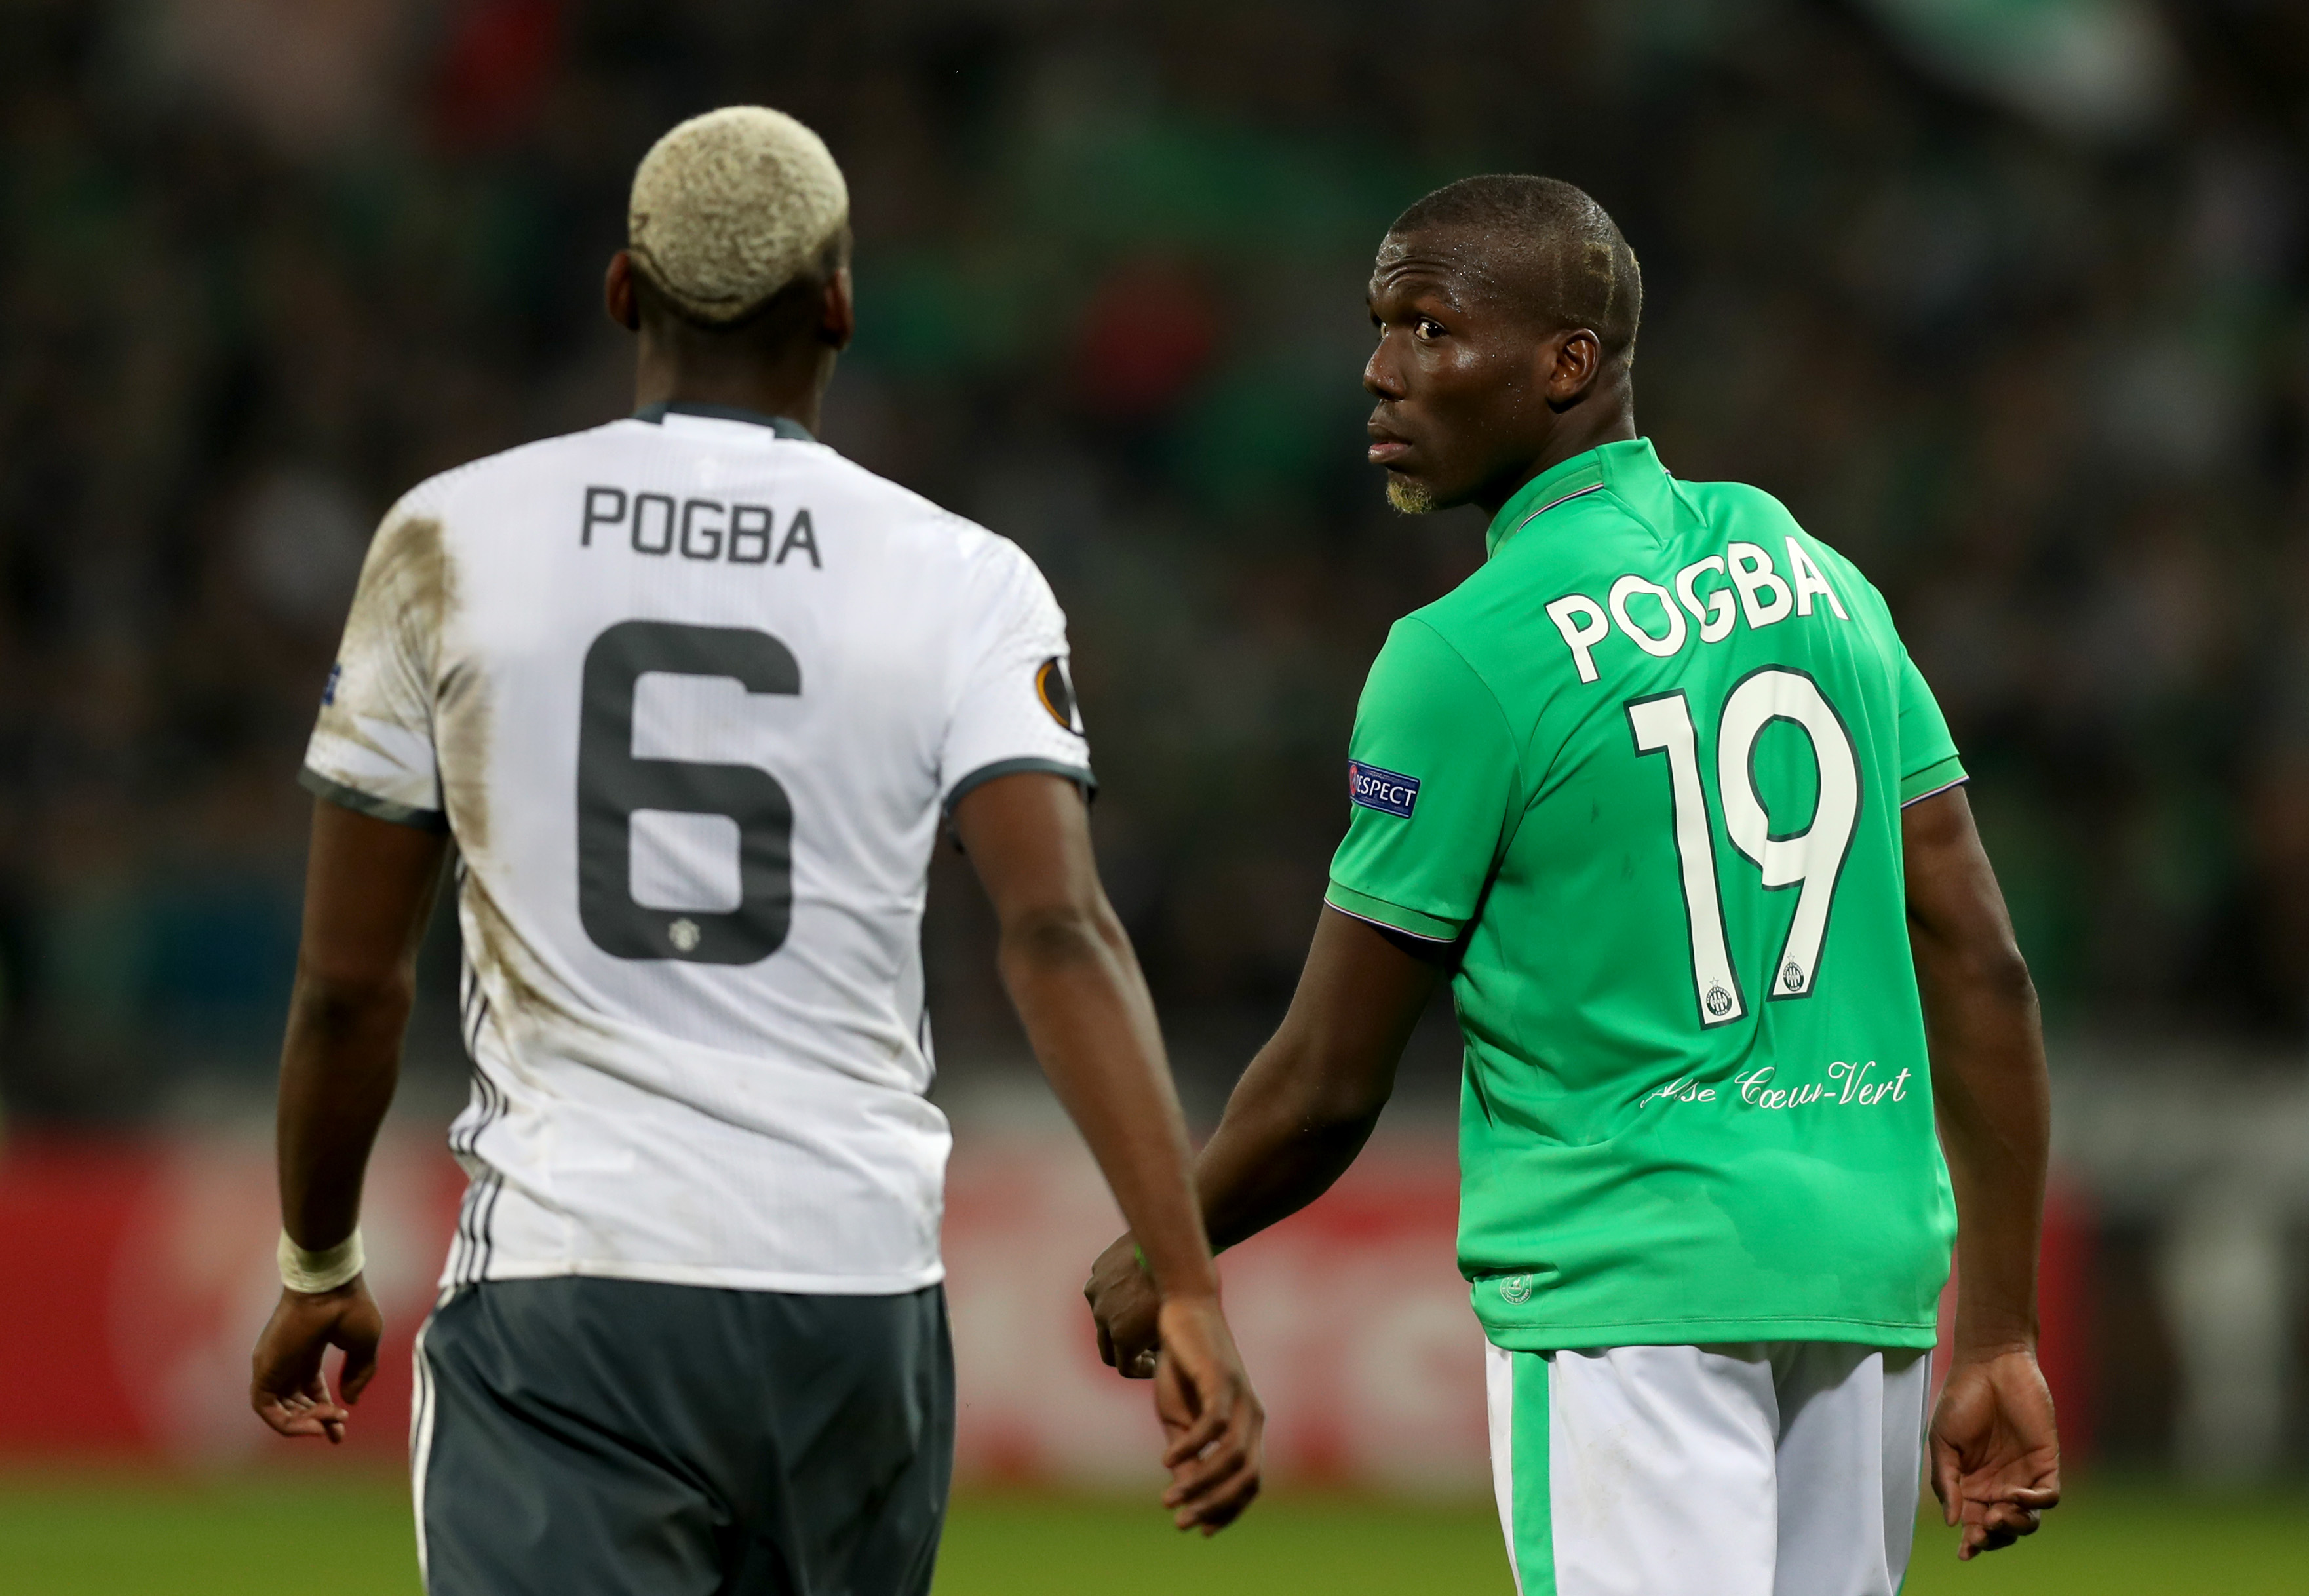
left=1391, top=175, right=1642, bottom=367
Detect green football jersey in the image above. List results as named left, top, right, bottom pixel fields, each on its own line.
left=1330, top=438, right=1961, bottom=1352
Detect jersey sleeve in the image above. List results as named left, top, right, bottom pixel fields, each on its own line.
left=300, top=503, right=450, bottom=830
left=1327, top=618, right=1522, bottom=942
left=1896, top=648, right=1966, bottom=806
left=939, top=539, right=1095, bottom=810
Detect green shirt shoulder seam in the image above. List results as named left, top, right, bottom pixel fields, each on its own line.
left=1397, top=613, right=1532, bottom=819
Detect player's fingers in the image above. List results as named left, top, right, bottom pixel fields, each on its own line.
left=1161, top=1436, right=1247, bottom=1511
left=1970, top=1523, right=2020, bottom=1556
left=251, top=1357, right=324, bottom=1430
left=1189, top=1478, right=1259, bottom=1537
left=1193, top=1466, right=1261, bottom=1536
left=1105, top=1305, right=1160, bottom=1376
left=253, top=1395, right=345, bottom=1439
left=1160, top=1414, right=1226, bottom=1470
left=339, top=1338, right=380, bottom=1405
left=1958, top=1508, right=1996, bottom=1561
left=1186, top=1411, right=1262, bottom=1531
left=1095, top=1317, right=1117, bottom=1368
left=301, top=1368, right=338, bottom=1411
left=1958, top=1496, right=2036, bottom=1560
left=1162, top=1391, right=1257, bottom=1504
left=292, top=1361, right=353, bottom=1441
left=1159, top=1376, right=1233, bottom=1469
left=1167, top=1442, right=1259, bottom=1529
left=1175, top=1471, right=1256, bottom=1533
left=1983, top=1502, right=2041, bottom=1540
left=1928, top=1439, right=1960, bottom=1525
left=1159, top=1397, right=1239, bottom=1492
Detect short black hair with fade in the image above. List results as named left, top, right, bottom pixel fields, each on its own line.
left=1390, top=175, right=1642, bottom=367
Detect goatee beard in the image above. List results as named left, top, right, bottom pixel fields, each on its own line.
left=1386, top=475, right=1435, bottom=515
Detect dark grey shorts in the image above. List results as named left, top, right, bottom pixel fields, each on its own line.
left=412, top=1278, right=953, bottom=1596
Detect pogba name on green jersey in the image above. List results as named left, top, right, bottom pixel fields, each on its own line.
left=1329, top=438, right=1961, bottom=1352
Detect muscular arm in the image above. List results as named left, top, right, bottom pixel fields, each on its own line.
left=1085, top=906, right=1441, bottom=1373
left=1904, top=785, right=2061, bottom=1557
left=950, top=771, right=1262, bottom=1530
left=251, top=800, right=449, bottom=1441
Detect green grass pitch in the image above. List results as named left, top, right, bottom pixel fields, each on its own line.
left=1, top=1471, right=2302, bottom=1593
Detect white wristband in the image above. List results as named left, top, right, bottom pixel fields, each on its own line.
left=278, top=1228, right=365, bottom=1294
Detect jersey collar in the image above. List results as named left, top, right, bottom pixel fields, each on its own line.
left=1484, top=437, right=1670, bottom=558
left=632, top=400, right=815, bottom=441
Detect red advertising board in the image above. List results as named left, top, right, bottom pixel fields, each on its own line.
left=0, top=1126, right=2087, bottom=1486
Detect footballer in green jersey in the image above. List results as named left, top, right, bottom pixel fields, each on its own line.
left=1089, top=176, right=2060, bottom=1587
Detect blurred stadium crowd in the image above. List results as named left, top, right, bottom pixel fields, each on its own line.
left=1, top=0, right=2306, bottom=1125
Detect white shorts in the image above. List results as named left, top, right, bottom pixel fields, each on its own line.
left=1486, top=1340, right=1931, bottom=1596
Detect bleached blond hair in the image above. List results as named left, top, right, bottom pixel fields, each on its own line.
left=627, top=106, right=849, bottom=326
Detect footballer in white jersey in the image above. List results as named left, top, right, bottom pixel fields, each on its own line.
left=303, top=402, right=1091, bottom=1297
left=251, top=107, right=1264, bottom=1596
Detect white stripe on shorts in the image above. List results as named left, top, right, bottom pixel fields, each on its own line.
left=410, top=1304, right=444, bottom=1587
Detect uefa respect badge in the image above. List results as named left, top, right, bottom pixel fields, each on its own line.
left=1348, top=760, right=1420, bottom=818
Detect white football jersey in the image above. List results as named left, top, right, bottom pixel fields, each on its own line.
left=303, top=403, right=1092, bottom=1294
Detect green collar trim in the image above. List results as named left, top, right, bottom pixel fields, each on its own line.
left=634, top=401, right=815, bottom=440
left=1484, top=438, right=1668, bottom=557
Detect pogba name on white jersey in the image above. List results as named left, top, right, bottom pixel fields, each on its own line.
left=303, top=404, right=1093, bottom=1294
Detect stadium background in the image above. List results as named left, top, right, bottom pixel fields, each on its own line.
left=1, top=0, right=2305, bottom=1589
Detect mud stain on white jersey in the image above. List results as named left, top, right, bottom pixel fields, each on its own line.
left=319, top=514, right=454, bottom=775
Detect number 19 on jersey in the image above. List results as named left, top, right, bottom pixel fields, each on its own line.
left=1627, top=667, right=1861, bottom=1027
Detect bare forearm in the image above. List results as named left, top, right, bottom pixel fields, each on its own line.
left=1903, top=788, right=2053, bottom=1357
left=1921, top=952, right=2049, bottom=1352
left=277, top=802, right=448, bottom=1251
left=1081, top=910, right=1433, bottom=1381
left=275, top=969, right=412, bottom=1249
left=1192, top=1041, right=1386, bottom=1252
left=1188, top=911, right=1433, bottom=1249
left=1001, top=912, right=1219, bottom=1300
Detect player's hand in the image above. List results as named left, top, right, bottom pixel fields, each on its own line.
left=1085, top=1233, right=1163, bottom=1379
left=1152, top=1294, right=1262, bottom=1534
left=250, top=1277, right=383, bottom=1444
left=1930, top=1344, right=2061, bottom=1560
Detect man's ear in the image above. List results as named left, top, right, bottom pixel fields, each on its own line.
left=819, top=265, right=855, bottom=351
left=1544, top=326, right=1603, bottom=411
left=604, top=252, right=642, bottom=332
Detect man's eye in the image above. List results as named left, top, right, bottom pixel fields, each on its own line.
left=1413, top=318, right=1445, bottom=342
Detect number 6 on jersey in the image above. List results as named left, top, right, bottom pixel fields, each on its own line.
left=1629, top=668, right=1862, bottom=1028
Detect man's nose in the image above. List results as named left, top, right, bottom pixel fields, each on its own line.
left=1364, top=338, right=1405, bottom=399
